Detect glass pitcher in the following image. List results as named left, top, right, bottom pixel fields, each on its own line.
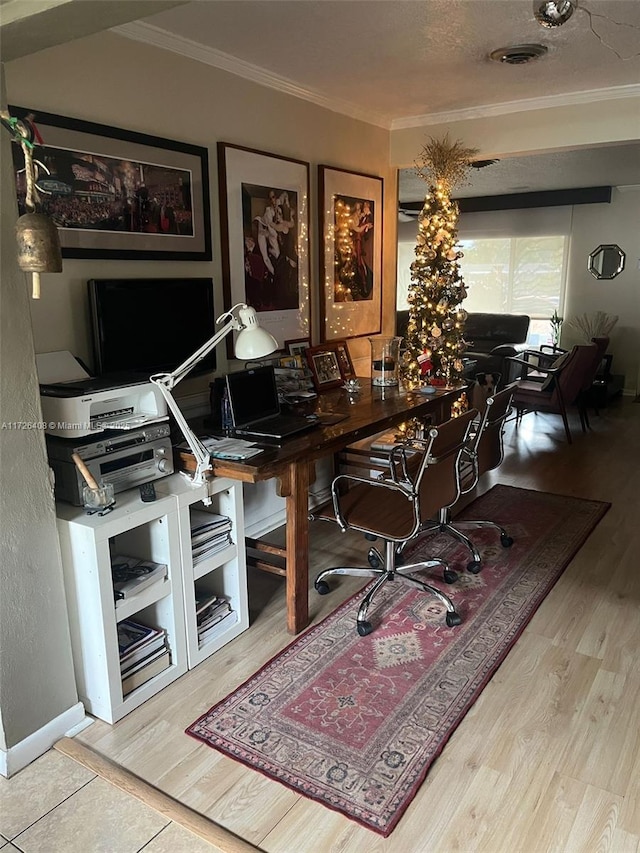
left=369, top=336, right=401, bottom=386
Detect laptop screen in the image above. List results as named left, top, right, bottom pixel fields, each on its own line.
left=226, top=366, right=280, bottom=427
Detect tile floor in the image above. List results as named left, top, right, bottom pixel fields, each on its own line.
left=0, top=749, right=221, bottom=852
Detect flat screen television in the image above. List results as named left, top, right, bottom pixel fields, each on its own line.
left=88, top=277, right=216, bottom=377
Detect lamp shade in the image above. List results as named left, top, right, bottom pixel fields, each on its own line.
left=233, top=305, right=279, bottom=359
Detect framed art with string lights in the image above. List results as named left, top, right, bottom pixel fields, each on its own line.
left=318, top=165, right=383, bottom=342
left=9, top=105, right=212, bottom=261
left=218, top=142, right=311, bottom=356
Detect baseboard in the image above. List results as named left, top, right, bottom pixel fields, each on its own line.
left=0, top=702, right=88, bottom=778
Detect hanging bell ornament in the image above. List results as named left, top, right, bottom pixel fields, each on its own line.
left=15, top=212, right=62, bottom=299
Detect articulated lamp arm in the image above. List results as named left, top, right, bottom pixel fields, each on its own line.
left=149, top=303, right=277, bottom=488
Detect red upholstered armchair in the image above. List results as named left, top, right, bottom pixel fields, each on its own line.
left=509, top=343, right=601, bottom=444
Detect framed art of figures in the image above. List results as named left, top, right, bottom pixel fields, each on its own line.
left=305, top=345, right=344, bottom=391
left=318, top=165, right=383, bottom=342
left=218, top=142, right=311, bottom=356
left=9, top=106, right=212, bottom=260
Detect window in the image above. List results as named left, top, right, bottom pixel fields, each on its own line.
left=458, top=234, right=568, bottom=346
left=397, top=206, right=571, bottom=348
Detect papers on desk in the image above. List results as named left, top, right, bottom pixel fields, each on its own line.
left=194, top=435, right=265, bottom=461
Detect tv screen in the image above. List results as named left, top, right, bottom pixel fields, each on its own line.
left=88, top=278, right=216, bottom=377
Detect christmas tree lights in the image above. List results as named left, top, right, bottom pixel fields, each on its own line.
left=401, top=136, right=478, bottom=391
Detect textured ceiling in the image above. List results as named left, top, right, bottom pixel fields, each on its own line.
left=138, top=0, right=640, bottom=124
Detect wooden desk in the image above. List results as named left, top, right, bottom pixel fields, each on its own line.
left=177, top=382, right=464, bottom=634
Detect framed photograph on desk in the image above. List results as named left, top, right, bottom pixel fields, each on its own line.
left=218, top=142, right=311, bottom=357
left=318, top=165, right=383, bottom=342
left=305, top=345, right=343, bottom=391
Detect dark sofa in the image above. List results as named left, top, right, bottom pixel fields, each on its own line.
left=396, top=310, right=530, bottom=383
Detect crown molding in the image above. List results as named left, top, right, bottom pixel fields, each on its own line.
left=391, top=85, right=640, bottom=130
left=111, top=21, right=392, bottom=129
left=111, top=22, right=640, bottom=133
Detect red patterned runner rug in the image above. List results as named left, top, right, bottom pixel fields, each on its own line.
left=186, top=485, right=609, bottom=836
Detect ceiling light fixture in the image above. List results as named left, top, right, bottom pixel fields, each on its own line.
left=533, top=0, right=640, bottom=59
left=489, top=44, right=548, bottom=64
left=534, top=0, right=576, bottom=28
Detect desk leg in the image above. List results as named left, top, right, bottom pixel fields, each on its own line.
left=285, top=460, right=310, bottom=634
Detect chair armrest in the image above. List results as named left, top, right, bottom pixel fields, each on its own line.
left=540, top=344, right=567, bottom=355
left=490, top=342, right=529, bottom=357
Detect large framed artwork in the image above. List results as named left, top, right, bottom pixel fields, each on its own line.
left=9, top=106, right=212, bottom=261
left=318, top=165, right=383, bottom=341
left=218, top=142, right=311, bottom=356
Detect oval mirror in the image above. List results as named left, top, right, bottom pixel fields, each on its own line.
left=588, top=244, right=625, bottom=280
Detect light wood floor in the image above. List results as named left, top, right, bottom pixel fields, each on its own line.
left=33, top=401, right=640, bottom=850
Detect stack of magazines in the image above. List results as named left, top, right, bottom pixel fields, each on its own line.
left=190, top=510, right=233, bottom=566
left=111, top=555, right=167, bottom=604
left=117, top=619, right=171, bottom=696
left=196, top=594, right=232, bottom=645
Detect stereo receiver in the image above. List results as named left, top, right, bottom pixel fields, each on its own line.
left=46, top=423, right=174, bottom=505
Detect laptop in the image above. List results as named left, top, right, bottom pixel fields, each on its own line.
left=225, top=366, right=318, bottom=440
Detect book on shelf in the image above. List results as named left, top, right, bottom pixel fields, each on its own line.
left=192, top=536, right=233, bottom=565
left=198, top=609, right=233, bottom=645
left=120, top=644, right=168, bottom=679
left=122, top=649, right=171, bottom=696
left=118, top=619, right=167, bottom=670
left=190, top=510, right=232, bottom=535
left=111, top=555, right=167, bottom=600
left=196, top=594, right=231, bottom=641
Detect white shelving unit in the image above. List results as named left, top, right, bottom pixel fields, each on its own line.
left=56, top=473, right=249, bottom=723
left=56, top=488, right=188, bottom=724
left=156, top=474, right=249, bottom=669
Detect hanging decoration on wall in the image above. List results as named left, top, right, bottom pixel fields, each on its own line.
left=400, top=135, right=477, bottom=394
left=1, top=110, right=62, bottom=299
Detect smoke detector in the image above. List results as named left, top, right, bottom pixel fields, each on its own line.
left=489, top=44, right=548, bottom=64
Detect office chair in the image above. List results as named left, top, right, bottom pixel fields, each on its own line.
left=404, top=384, right=517, bottom=574
left=311, top=409, right=478, bottom=636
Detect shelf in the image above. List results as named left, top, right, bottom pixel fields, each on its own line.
left=56, top=473, right=248, bottom=723
left=114, top=577, right=172, bottom=621
left=192, top=544, right=237, bottom=581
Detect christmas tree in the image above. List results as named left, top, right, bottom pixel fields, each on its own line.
left=401, top=136, right=478, bottom=391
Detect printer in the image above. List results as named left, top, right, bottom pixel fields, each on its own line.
left=37, top=351, right=167, bottom=438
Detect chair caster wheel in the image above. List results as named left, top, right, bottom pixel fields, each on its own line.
left=367, top=551, right=381, bottom=569
left=315, top=580, right=331, bottom=595
left=467, top=560, right=482, bottom=574
left=364, top=533, right=377, bottom=542
left=443, top=569, right=458, bottom=584
left=501, top=534, right=514, bottom=548
left=357, top=620, right=374, bottom=636
left=446, top=611, right=462, bottom=627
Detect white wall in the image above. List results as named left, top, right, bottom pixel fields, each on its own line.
left=1, top=28, right=395, bottom=763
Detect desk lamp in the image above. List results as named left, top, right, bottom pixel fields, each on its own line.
left=150, top=303, right=278, bottom=487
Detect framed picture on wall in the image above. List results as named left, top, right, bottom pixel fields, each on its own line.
left=218, top=142, right=311, bottom=357
left=9, top=105, right=212, bottom=260
left=318, top=165, right=383, bottom=342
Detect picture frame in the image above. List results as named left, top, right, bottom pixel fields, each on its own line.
left=305, top=345, right=344, bottom=391
left=218, top=142, right=311, bottom=357
left=9, top=106, right=212, bottom=260
left=285, top=337, right=310, bottom=358
left=324, top=339, right=356, bottom=380
left=318, top=165, right=383, bottom=341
